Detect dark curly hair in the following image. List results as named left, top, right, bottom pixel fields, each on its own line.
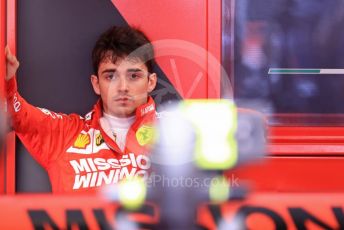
left=92, top=26, right=155, bottom=75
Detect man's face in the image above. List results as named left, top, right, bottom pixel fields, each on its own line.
left=91, top=57, right=157, bottom=118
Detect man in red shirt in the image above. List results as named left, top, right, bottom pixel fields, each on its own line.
left=5, top=26, right=157, bottom=193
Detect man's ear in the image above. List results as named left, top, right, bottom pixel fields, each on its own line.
left=147, top=73, right=157, bottom=93
left=91, top=75, right=101, bottom=95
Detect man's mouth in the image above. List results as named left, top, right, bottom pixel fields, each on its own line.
left=114, top=96, right=132, bottom=103
left=116, top=97, right=129, bottom=102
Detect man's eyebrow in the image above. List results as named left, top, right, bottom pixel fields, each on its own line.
left=101, top=69, right=116, bottom=74
left=127, top=68, right=144, bottom=72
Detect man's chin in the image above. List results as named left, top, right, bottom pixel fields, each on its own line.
left=107, top=101, right=136, bottom=117
left=111, top=108, right=135, bottom=118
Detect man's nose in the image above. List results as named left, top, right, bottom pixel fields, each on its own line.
left=117, top=76, right=129, bottom=92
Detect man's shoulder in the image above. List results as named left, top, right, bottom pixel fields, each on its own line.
left=35, top=107, right=84, bottom=121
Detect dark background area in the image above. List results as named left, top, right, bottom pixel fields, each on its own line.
left=231, top=0, right=344, bottom=114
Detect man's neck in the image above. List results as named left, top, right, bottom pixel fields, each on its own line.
left=102, top=112, right=135, bottom=129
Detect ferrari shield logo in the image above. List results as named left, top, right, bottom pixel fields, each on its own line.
left=95, top=133, right=104, bottom=146
left=136, top=125, right=154, bottom=146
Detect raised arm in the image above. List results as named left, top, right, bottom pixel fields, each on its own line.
left=5, top=46, right=83, bottom=169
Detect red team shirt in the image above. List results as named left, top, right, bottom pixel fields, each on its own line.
left=6, top=77, right=156, bottom=193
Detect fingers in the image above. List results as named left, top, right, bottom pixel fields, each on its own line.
left=5, top=45, right=18, bottom=65
left=4, top=45, right=9, bottom=55
left=5, top=45, right=20, bottom=81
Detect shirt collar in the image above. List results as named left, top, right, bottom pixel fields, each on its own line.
left=92, top=96, right=156, bottom=121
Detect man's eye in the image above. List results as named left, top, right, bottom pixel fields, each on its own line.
left=105, top=74, right=114, bottom=80
left=129, top=73, right=139, bottom=79
left=128, top=72, right=145, bottom=80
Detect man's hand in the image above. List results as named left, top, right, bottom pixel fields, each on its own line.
left=5, top=45, right=19, bottom=81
